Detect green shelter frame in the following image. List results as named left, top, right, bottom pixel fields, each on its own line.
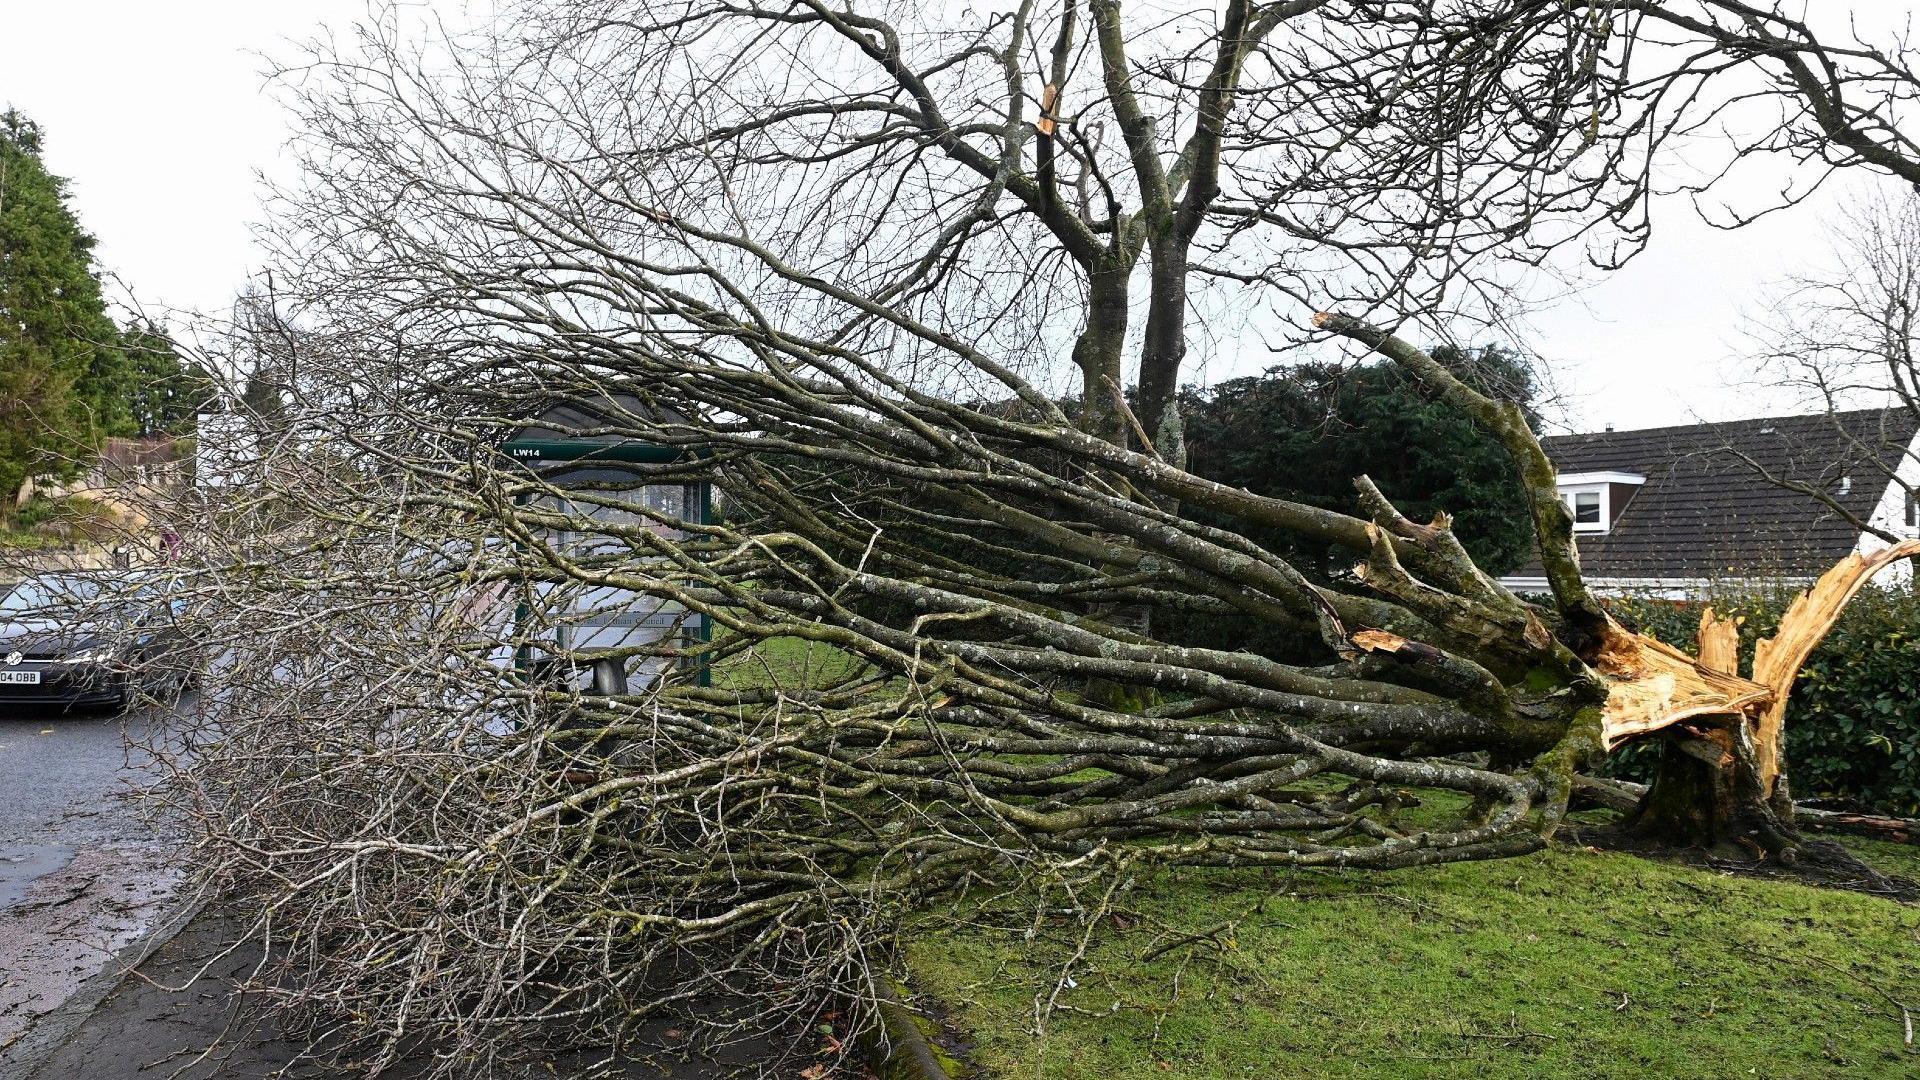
left=500, top=429, right=713, bottom=690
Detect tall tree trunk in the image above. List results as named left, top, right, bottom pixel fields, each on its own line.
left=1074, top=260, right=1156, bottom=693
left=1073, top=264, right=1131, bottom=447
left=1136, top=241, right=1186, bottom=468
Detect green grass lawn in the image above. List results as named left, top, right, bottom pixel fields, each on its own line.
left=710, top=633, right=867, bottom=691
left=710, top=639, right=1920, bottom=1078
left=0, top=527, right=61, bottom=550
left=905, top=840, right=1920, bottom=1079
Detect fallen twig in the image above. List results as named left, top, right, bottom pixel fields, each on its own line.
left=1140, top=921, right=1235, bottom=963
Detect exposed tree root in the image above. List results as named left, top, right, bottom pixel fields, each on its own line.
left=1798, top=811, right=1920, bottom=846
left=1570, top=774, right=1918, bottom=901
left=1576, top=775, right=1920, bottom=847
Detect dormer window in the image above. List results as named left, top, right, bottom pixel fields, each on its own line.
left=1570, top=489, right=1602, bottom=528
left=1556, top=470, right=1646, bottom=535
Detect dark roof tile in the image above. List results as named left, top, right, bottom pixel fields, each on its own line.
left=1509, top=409, right=1917, bottom=580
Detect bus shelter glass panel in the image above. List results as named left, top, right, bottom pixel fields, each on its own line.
left=525, top=465, right=702, bottom=692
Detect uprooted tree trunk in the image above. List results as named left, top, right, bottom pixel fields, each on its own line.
left=1615, top=542, right=1920, bottom=858
left=1320, top=315, right=1913, bottom=869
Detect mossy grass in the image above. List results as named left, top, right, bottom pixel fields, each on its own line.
left=710, top=633, right=868, bottom=691
left=0, top=527, right=61, bottom=550
left=905, top=840, right=1920, bottom=1079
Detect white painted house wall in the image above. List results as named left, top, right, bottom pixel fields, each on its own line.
left=1850, top=429, right=1920, bottom=587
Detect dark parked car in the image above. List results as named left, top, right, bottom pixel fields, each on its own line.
left=0, top=571, right=192, bottom=712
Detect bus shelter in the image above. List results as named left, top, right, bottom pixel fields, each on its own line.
left=502, top=396, right=712, bottom=692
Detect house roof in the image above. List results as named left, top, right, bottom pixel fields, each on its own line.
left=1510, top=408, right=1918, bottom=581
left=508, top=391, right=685, bottom=444
left=97, top=436, right=185, bottom=468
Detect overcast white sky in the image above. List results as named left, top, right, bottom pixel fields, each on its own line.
left=2, top=1, right=366, bottom=320
left=1, top=1, right=1899, bottom=435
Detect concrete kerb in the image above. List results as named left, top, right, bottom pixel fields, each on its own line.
left=0, top=883, right=209, bottom=1080
left=861, top=975, right=963, bottom=1080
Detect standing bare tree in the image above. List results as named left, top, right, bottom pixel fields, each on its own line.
left=1735, top=188, right=1920, bottom=543
left=118, top=1, right=1920, bottom=1073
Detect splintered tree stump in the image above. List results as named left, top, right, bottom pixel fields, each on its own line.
left=1744, top=542, right=1920, bottom=793
left=1600, top=539, right=1920, bottom=853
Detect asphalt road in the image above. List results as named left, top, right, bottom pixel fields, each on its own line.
left=0, top=701, right=171, bottom=849
left=0, top=697, right=190, bottom=1074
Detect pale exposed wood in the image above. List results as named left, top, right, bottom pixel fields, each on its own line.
left=1599, top=630, right=1770, bottom=751
left=1350, top=628, right=1409, bottom=653
left=1696, top=607, right=1741, bottom=675
left=1598, top=540, right=1920, bottom=768
left=1747, top=538, right=1920, bottom=794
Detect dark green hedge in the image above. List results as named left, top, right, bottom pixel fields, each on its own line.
left=1607, top=586, right=1920, bottom=815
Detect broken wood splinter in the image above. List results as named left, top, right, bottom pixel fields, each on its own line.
left=1596, top=540, right=1920, bottom=792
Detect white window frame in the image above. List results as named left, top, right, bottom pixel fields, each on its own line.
left=1560, top=485, right=1608, bottom=533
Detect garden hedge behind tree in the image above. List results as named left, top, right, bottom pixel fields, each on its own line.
left=1609, top=585, right=1920, bottom=815
left=1181, top=345, right=1538, bottom=579
left=1160, top=346, right=1537, bottom=660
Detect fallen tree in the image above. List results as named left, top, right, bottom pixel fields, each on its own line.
left=117, top=0, right=1920, bottom=1073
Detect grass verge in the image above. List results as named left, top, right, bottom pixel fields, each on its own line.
left=904, top=840, right=1920, bottom=1079
left=708, top=639, right=1920, bottom=1077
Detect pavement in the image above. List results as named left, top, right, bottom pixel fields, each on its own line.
left=0, top=697, right=196, bottom=1078
left=22, top=912, right=817, bottom=1080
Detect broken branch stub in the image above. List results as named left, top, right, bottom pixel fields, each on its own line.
left=1696, top=607, right=1740, bottom=676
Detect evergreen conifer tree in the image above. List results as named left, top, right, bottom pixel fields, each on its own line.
left=0, top=109, right=129, bottom=509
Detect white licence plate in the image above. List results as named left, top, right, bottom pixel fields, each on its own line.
left=0, top=671, right=41, bottom=685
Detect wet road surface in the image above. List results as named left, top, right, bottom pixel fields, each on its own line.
left=0, top=698, right=190, bottom=1072
left=0, top=700, right=168, bottom=834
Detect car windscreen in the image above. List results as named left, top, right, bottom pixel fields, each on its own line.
left=0, top=577, right=106, bottom=617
